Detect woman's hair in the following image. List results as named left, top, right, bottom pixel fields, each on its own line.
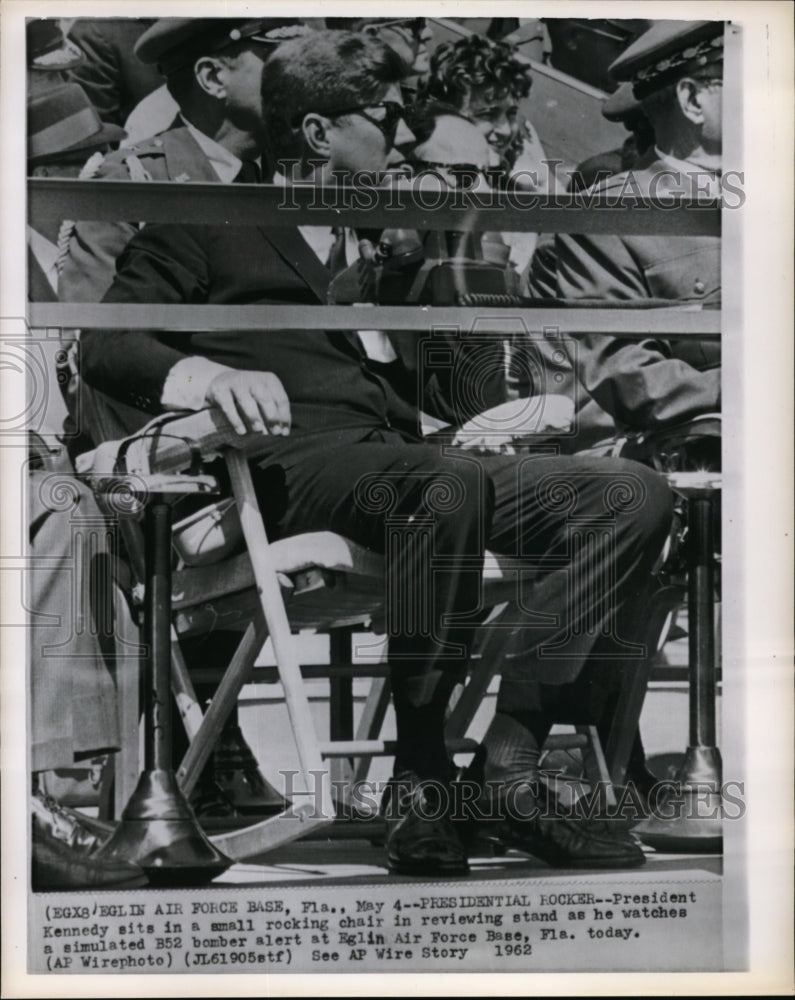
left=419, top=35, right=532, bottom=108
left=403, top=100, right=469, bottom=146
left=262, top=30, right=404, bottom=158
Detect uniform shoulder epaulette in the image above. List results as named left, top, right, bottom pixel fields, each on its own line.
left=98, top=133, right=169, bottom=172
left=122, top=133, right=170, bottom=157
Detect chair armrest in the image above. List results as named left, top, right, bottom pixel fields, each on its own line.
left=75, top=407, right=272, bottom=478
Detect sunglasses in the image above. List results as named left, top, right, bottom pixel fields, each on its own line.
left=314, top=100, right=407, bottom=144
left=411, top=161, right=502, bottom=191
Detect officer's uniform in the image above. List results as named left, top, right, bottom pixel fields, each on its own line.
left=553, top=20, right=724, bottom=433
left=57, top=125, right=220, bottom=302
left=57, top=16, right=305, bottom=303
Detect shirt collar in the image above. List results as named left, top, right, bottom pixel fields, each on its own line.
left=180, top=114, right=243, bottom=184
left=654, top=146, right=722, bottom=196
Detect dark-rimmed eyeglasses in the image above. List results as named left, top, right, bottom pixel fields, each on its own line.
left=411, top=161, right=502, bottom=191
left=295, top=101, right=407, bottom=144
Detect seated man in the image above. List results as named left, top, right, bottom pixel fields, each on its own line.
left=549, top=20, right=723, bottom=432
left=81, top=29, right=673, bottom=875
left=325, top=16, right=433, bottom=99
left=58, top=16, right=307, bottom=304
left=525, top=21, right=725, bottom=793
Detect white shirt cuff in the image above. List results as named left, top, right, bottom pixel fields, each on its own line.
left=161, top=356, right=233, bottom=411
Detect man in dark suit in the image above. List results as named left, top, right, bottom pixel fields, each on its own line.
left=82, top=29, right=673, bottom=876
left=58, top=17, right=307, bottom=304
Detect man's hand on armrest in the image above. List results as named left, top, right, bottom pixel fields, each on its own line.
left=204, top=370, right=291, bottom=437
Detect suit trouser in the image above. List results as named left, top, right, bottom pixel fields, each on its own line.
left=29, top=471, right=120, bottom=772
left=254, top=434, right=673, bottom=714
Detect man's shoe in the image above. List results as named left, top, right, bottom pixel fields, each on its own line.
left=382, top=772, right=469, bottom=877
left=31, top=792, right=147, bottom=891
left=487, top=805, right=646, bottom=870
left=213, top=724, right=288, bottom=815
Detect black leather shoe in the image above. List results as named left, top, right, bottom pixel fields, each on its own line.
left=382, top=773, right=469, bottom=877
left=213, top=724, right=288, bottom=815
left=487, top=805, right=646, bottom=869
left=458, top=749, right=643, bottom=850
left=32, top=791, right=147, bottom=891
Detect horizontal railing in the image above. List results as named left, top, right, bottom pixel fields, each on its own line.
left=29, top=303, right=720, bottom=339
left=28, top=179, right=722, bottom=236
left=27, top=177, right=722, bottom=343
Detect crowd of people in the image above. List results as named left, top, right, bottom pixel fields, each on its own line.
left=26, top=16, right=723, bottom=889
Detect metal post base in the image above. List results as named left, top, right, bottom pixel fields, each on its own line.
left=94, top=770, right=231, bottom=886
left=635, top=746, right=723, bottom=853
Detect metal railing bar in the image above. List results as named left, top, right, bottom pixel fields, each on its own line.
left=28, top=179, right=722, bottom=236
left=28, top=303, right=720, bottom=338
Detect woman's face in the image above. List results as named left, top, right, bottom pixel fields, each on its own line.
left=461, top=86, right=520, bottom=154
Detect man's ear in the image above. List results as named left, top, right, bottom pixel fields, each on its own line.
left=194, top=55, right=227, bottom=100
left=301, top=113, right=333, bottom=157
left=675, top=77, right=706, bottom=126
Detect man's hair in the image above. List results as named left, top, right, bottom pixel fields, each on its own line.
left=419, top=35, right=532, bottom=108
left=262, top=30, right=404, bottom=158
left=404, top=101, right=471, bottom=147
left=165, top=38, right=253, bottom=108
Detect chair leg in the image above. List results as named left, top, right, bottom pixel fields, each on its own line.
left=604, top=585, right=682, bottom=785
left=577, top=725, right=617, bottom=808
left=444, top=618, right=509, bottom=741
left=111, top=582, right=142, bottom=818
left=351, top=677, right=391, bottom=789
left=176, top=616, right=267, bottom=797
left=226, top=450, right=334, bottom=826
left=328, top=627, right=355, bottom=805
left=170, top=628, right=205, bottom=741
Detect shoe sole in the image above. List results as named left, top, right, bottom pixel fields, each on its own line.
left=387, top=857, right=470, bottom=877
left=501, top=834, right=646, bottom=869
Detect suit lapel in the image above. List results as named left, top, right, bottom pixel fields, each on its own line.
left=259, top=226, right=361, bottom=355
left=258, top=226, right=331, bottom=304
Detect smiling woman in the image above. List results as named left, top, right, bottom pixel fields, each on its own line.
left=418, top=33, right=555, bottom=202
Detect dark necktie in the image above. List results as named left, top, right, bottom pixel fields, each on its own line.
left=234, top=160, right=261, bottom=184
left=325, top=226, right=348, bottom=277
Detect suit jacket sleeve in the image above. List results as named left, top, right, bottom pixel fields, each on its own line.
left=555, top=231, right=720, bottom=430
left=80, top=224, right=211, bottom=413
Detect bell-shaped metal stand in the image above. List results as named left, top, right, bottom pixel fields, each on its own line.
left=636, top=477, right=722, bottom=853
left=95, top=495, right=231, bottom=885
